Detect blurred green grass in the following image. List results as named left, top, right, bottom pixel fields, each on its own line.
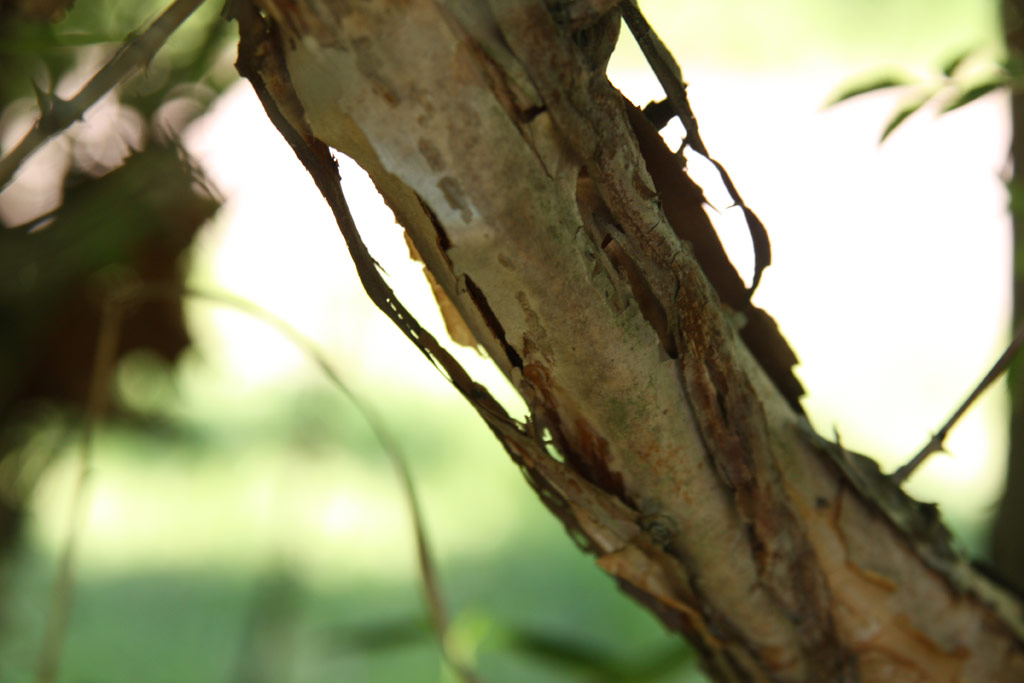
left=0, top=380, right=701, bottom=682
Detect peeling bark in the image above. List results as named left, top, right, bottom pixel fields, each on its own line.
left=231, top=1, right=1024, bottom=680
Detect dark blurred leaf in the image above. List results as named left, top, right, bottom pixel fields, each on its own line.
left=942, top=77, right=1007, bottom=113
left=0, top=143, right=218, bottom=547
left=0, top=143, right=216, bottom=407
left=880, top=90, right=936, bottom=142
left=825, top=75, right=912, bottom=107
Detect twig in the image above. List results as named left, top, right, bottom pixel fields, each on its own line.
left=35, top=282, right=473, bottom=681
left=619, top=0, right=705, bottom=156
left=163, top=287, right=472, bottom=679
left=0, top=0, right=207, bottom=191
left=35, top=299, right=123, bottom=683
left=181, top=289, right=455, bottom=655
left=892, top=321, right=1024, bottom=484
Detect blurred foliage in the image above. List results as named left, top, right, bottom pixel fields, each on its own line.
left=826, top=47, right=1012, bottom=140
left=0, top=384, right=704, bottom=681
left=0, top=143, right=218, bottom=541
left=0, top=0, right=235, bottom=551
left=0, top=0, right=235, bottom=113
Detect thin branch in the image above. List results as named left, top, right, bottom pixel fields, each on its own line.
left=33, top=281, right=474, bottom=681
left=152, top=286, right=474, bottom=680
left=618, top=0, right=705, bottom=157
left=0, top=0, right=207, bottom=191
left=892, top=321, right=1024, bottom=484
left=182, top=289, right=454, bottom=647
left=35, top=299, right=123, bottom=683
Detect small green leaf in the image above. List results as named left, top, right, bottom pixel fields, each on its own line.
left=879, top=91, right=936, bottom=142
left=940, top=48, right=976, bottom=78
left=1006, top=178, right=1024, bottom=221
left=1003, top=52, right=1024, bottom=79
left=824, top=75, right=912, bottom=107
left=941, top=77, right=1007, bottom=112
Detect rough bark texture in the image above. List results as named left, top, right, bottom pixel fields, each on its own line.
left=232, top=1, right=1024, bottom=680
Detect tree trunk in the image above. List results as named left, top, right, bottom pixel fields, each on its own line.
left=230, top=1, right=1024, bottom=680
left=993, top=0, right=1024, bottom=597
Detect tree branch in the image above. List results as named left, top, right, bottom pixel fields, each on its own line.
left=893, top=321, right=1024, bottom=483
left=0, top=0, right=207, bottom=191
left=234, top=0, right=1024, bottom=678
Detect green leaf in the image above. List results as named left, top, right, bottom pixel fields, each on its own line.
left=1006, top=178, right=1024, bottom=222
left=879, top=90, right=936, bottom=142
left=824, top=75, right=912, bottom=107
left=941, top=77, right=1007, bottom=112
left=1002, top=51, right=1024, bottom=79
left=940, top=48, right=977, bottom=78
